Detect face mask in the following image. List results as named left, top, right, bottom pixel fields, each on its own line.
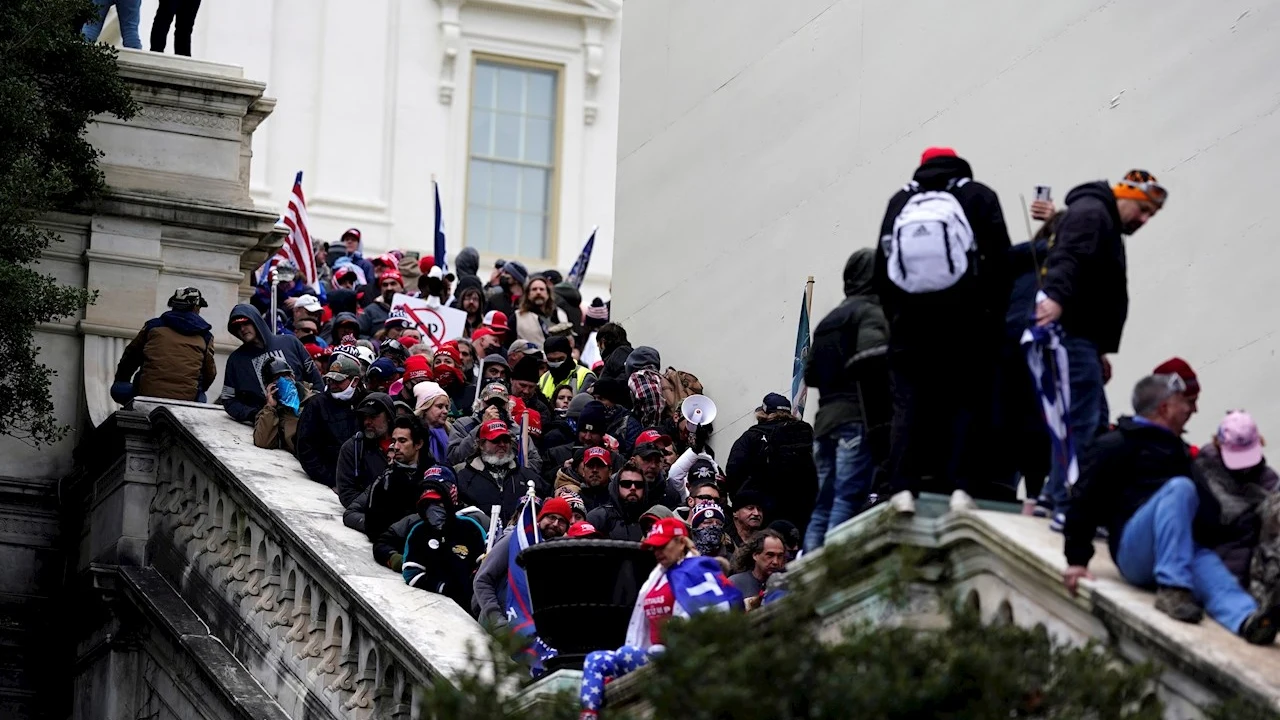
left=330, top=384, right=357, bottom=401
left=693, top=526, right=723, bottom=556
left=547, top=360, right=565, bottom=369
left=425, top=504, right=448, bottom=530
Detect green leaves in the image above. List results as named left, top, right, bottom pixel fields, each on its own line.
left=0, top=0, right=135, bottom=445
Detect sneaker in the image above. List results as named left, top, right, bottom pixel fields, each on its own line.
left=1049, top=512, right=1066, bottom=533
left=949, top=489, right=977, bottom=513
left=889, top=490, right=916, bottom=516
left=1033, top=497, right=1053, bottom=518
left=1239, top=604, right=1280, bottom=645
left=1154, top=586, right=1204, bottom=624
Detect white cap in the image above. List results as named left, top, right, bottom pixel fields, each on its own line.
left=296, top=294, right=322, bottom=312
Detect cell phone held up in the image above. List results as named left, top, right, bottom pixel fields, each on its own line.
left=1034, top=185, right=1052, bottom=202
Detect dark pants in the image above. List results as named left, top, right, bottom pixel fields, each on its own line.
left=151, top=0, right=202, bottom=56
left=992, top=336, right=1051, bottom=500
left=1042, top=335, right=1105, bottom=511
left=887, top=348, right=996, bottom=498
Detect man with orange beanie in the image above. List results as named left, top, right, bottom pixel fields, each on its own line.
left=1034, top=170, right=1167, bottom=527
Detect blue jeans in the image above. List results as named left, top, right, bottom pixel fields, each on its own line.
left=1043, top=335, right=1104, bottom=510
left=1115, top=476, right=1256, bottom=632
left=83, top=0, right=143, bottom=49
left=805, top=422, right=875, bottom=551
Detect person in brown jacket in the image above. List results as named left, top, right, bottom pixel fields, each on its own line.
left=253, top=358, right=313, bottom=452
left=112, top=287, right=217, bottom=405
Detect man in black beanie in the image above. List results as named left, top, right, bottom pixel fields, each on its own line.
left=538, top=335, right=596, bottom=401
left=510, top=355, right=553, bottom=421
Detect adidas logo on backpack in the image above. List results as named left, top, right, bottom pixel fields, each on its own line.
left=884, top=178, right=976, bottom=294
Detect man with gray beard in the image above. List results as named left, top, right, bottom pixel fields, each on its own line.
left=455, top=419, right=548, bottom=521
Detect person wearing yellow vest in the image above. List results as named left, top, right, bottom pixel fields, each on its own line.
left=539, top=335, right=596, bottom=401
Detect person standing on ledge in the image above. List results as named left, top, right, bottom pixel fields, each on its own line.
left=149, top=0, right=202, bottom=56
left=112, top=286, right=216, bottom=406
left=82, top=0, right=142, bottom=49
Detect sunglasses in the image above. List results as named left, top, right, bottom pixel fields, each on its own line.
left=618, top=480, right=645, bottom=490
left=1118, top=178, right=1168, bottom=209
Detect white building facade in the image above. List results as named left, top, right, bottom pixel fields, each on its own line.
left=105, top=0, right=622, bottom=302
left=613, top=0, right=1280, bottom=448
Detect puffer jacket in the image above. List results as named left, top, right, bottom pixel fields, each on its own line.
left=221, top=304, right=323, bottom=422
left=584, top=471, right=649, bottom=541
left=115, top=310, right=217, bottom=401
left=1194, top=444, right=1279, bottom=583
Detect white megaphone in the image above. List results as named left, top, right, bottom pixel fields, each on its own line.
left=681, top=394, right=717, bottom=427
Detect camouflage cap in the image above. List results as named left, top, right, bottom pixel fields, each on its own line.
left=324, top=353, right=362, bottom=381
left=168, top=286, right=208, bottom=308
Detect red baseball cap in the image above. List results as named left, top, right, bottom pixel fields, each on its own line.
left=471, top=326, right=499, bottom=343
left=484, top=310, right=510, bottom=332
left=374, top=253, right=398, bottom=268
left=341, top=228, right=362, bottom=241
left=641, top=516, right=689, bottom=548
left=478, top=419, right=512, bottom=441
left=526, top=408, right=542, bottom=437
left=583, top=446, right=611, bottom=466
left=1153, top=357, right=1200, bottom=398
left=567, top=521, right=599, bottom=538
left=634, top=429, right=672, bottom=452
left=379, top=269, right=403, bottom=284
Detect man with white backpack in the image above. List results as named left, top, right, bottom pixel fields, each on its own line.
left=874, top=147, right=1012, bottom=513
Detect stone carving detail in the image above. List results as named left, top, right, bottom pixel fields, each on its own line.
left=146, top=444, right=428, bottom=719
left=436, top=0, right=463, bottom=105
left=582, top=18, right=606, bottom=125
left=128, top=456, right=156, bottom=473
left=137, top=105, right=240, bottom=132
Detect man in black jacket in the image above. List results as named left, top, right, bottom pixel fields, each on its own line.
left=585, top=461, right=649, bottom=541
left=1063, top=375, right=1279, bottom=644
left=803, top=249, right=889, bottom=550
left=344, top=416, right=434, bottom=541
left=874, top=148, right=1011, bottom=513
left=1036, top=170, right=1167, bottom=525
left=335, top=393, right=394, bottom=507
left=595, top=322, right=633, bottom=384
left=455, top=419, right=547, bottom=521
left=391, top=480, right=486, bottom=610
left=726, top=394, right=817, bottom=536
left=296, top=353, right=363, bottom=489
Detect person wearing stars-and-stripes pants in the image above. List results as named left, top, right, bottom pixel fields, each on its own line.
left=578, top=645, right=656, bottom=718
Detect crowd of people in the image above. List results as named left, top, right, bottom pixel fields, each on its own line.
left=111, top=146, right=1280, bottom=715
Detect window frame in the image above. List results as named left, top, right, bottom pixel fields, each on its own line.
left=463, top=53, right=565, bottom=263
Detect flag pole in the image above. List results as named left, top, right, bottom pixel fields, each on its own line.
left=804, top=275, right=815, bottom=320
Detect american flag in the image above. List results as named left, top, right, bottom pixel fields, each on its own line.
left=265, top=171, right=319, bottom=289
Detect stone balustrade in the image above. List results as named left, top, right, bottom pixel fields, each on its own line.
left=72, top=400, right=491, bottom=720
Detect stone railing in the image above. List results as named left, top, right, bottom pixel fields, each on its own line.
left=76, top=400, right=491, bottom=720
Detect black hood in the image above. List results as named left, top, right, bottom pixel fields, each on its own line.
left=455, top=247, right=480, bottom=278
left=329, top=288, right=359, bottom=314
left=912, top=155, right=974, bottom=190
left=227, top=304, right=269, bottom=346
left=1065, top=181, right=1122, bottom=225
left=554, top=282, right=582, bottom=309
left=607, top=471, right=647, bottom=522
left=842, top=248, right=876, bottom=297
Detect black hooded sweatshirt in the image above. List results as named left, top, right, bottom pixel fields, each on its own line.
left=874, top=155, right=1011, bottom=350
left=585, top=472, right=648, bottom=541
left=393, top=480, right=487, bottom=609
left=343, top=461, right=431, bottom=541
left=805, top=249, right=890, bottom=438
left=221, top=304, right=323, bottom=422
left=1039, top=181, right=1129, bottom=354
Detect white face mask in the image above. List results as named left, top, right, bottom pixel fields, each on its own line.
left=547, top=360, right=565, bottom=369
left=330, top=384, right=357, bottom=401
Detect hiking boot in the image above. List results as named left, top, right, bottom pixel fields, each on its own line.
left=1154, top=586, right=1204, bottom=624
left=949, top=489, right=977, bottom=513
left=889, top=490, right=916, bottom=516
left=1239, top=604, right=1280, bottom=645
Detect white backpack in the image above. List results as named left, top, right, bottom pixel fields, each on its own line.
left=884, top=178, right=975, bottom=294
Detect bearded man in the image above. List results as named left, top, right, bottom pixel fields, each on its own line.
left=455, top=419, right=547, bottom=520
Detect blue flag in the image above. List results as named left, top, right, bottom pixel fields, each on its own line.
left=505, top=496, right=540, bottom=637
left=790, top=286, right=812, bottom=418
left=667, top=556, right=744, bottom=614
left=1021, top=318, right=1077, bottom=490
left=433, top=181, right=448, bottom=273
left=565, top=228, right=596, bottom=289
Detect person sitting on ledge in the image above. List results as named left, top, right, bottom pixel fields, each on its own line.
left=1062, top=374, right=1280, bottom=644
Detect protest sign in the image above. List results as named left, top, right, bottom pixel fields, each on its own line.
left=390, top=293, right=467, bottom=349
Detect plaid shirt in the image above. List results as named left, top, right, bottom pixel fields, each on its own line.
left=627, top=369, right=666, bottom=429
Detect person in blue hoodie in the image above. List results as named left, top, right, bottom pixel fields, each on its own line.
left=112, top=287, right=217, bottom=404
left=221, top=303, right=323, bottom=423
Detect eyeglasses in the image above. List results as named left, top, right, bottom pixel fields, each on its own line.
left=618, top=480, right=645, bottom=490
left=1118, top=178, right=1168, bottom=209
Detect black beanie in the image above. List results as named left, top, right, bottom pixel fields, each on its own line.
left=511, top=356, right=542, bottom=383
left=544, top=335, right=572, bottom=356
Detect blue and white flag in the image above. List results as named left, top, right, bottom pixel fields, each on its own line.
left=565, top=227, right=596, bottom=289
left=433, top=181, right=448, bottom=273
left=667, top=556, right=744, bottom=613
left=505, top=495, right=539, bottom=638
left=790, top=286, right=812, bottom=419
left=1021, top=319, right=1077, bottom=490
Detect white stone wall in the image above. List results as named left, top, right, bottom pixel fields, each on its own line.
left=614, top=0, right=1280, bottom=448
left=118, top=0, right=623, bottom=304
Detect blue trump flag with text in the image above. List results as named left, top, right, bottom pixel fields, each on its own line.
left=790, top=286, right=812, bottom=418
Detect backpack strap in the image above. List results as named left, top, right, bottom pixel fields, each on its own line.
left=902, top=180, right=920, bottom=193
left=945, top=177, right=971, bottom=191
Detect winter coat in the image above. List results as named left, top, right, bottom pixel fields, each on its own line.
left=329, top=311, right=361, bottom=345
left=599, top=343, right=634, bottom=384
left=251, top=381, right=314, bottom=453
left=585, top=472, right=649, bottom=541
left=447, top=418, right=544, bottom=472
left=726, top=417, right=818, bottom=534
left=358, top=300, right=392, bottom=338
left=343, top=462, right=431, bottom=541
left=514, top=306, right=568, bottom=346
left=1063, top=416, right=1213, bottom=568
left=221, top=304, right=323, bottom=423
left=295, top=391, right=361, bottom=489
left=1039, top=181, right=1130, bottom=354
left=335, top=431, right=391, bottom=508
left=554, top=283, right=584, bottom=346
left=603, top=405, right=643, bottom=457
left=874, top=155, right=1012, bottom=351
left=1194, top=444, right=1279, bottom=583
left=394, top=485, right=488, bottom=609
left=455, top=456, right=548, bottom=522
left=472, top=532, right=513, bottom=625
left=115, top=310, right=217, bottom=401
left=805, top=249, right=890, bottom=439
